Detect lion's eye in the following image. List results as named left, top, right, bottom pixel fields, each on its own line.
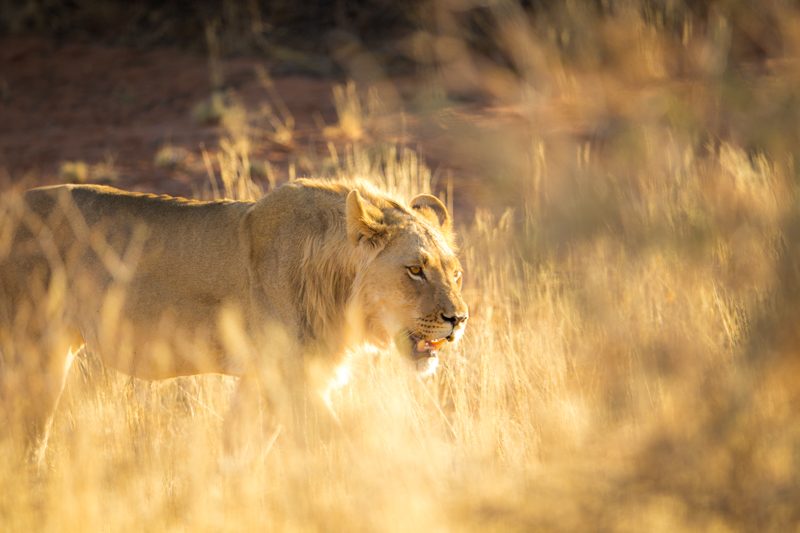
left=406, top=265, right=425, bottom=280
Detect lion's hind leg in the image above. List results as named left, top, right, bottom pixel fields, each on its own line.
left=0, top=324, right=82, bottom=469
left=0, top=187, right=84, bottom=468
left=27, top=340, right=81, bottom=468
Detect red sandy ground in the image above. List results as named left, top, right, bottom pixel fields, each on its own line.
left=0, top=36, right=538, bottom=221
left=0, top=37, right=342, bottom=195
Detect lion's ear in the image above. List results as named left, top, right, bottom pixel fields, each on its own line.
left=410, top=194, right=452, bottom=233
left=346, top=190, right=387, bottom=245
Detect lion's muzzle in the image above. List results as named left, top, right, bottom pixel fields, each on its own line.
left=441, top=312, right=468, bottom=341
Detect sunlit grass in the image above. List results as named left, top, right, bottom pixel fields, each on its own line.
left=2, top=1, right=800, bottom=530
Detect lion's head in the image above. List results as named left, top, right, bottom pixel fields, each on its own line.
left=345, top=189, right=468, bottom=375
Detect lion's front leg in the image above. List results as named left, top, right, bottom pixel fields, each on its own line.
left=221, top=375, right=282, bottom=465
left=221, top=359, right=344, bottom=463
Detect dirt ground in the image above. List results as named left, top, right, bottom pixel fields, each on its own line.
left=0, top=36, right=520, bottom=220
left=0, top=37, right=343, bottom=194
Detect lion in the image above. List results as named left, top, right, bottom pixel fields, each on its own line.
left=0, top=178, right=468, bottom=458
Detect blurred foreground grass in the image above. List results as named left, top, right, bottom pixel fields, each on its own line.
left=2, top=1, right=800, bottom=530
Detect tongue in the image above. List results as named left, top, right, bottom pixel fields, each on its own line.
left=416, top=339, right=446, bottom=352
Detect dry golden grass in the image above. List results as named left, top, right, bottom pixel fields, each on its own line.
left=3, top=2, right=800, bottom=531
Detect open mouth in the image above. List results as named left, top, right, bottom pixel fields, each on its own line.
left=403, top=333, right=448, bottom=376
left=396, top=332, right=453, bottom=377
left=408, top=334, right=448, bottom=360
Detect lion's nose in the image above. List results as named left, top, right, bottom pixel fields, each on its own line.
left=441, top=313, right=468, bottom=326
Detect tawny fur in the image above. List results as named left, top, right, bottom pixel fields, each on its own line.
left=0, top=178, right=468, bottom=454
